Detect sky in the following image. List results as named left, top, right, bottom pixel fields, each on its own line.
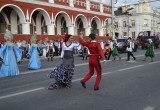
left=100, top=0, right=160, bottom=10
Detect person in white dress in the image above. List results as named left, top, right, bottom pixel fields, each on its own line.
left=47, top=34, right=80, bottom=90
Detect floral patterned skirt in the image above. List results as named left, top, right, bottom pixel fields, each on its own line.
left=48, top=64, right=74, bottom=89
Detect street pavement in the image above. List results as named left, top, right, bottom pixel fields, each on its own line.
left=0, top=49, right=160, bottom=110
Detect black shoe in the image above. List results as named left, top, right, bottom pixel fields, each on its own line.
left=80, top=81, right=86, bottom=88
left=48, top=86, right=55, bottom=90
left=94, top=87, right=99, bottom=91
left=134, top=57, right=136, bottom=60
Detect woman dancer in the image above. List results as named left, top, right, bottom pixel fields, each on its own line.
left=0, top=30, right=22, bottom=76
left=28, top=35, right=42, bottom=69
left=47, top=34, right=80, bottom=90
left=143, top=39, right=154, bottom=62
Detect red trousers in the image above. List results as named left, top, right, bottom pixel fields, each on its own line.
left=82, top=55, right=101, bottom=89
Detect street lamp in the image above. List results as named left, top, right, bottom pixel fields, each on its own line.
left=127, top=13, right=132, bottom=38
left=111, top=0, right=115, bottom=39
left=124, top=7, right=134, bottom=38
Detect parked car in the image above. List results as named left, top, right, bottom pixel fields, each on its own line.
left=116, top=38, right=138, bottom=53
left=116, top=38, right=128, bottom=53
left=137, top=36, right=160, bottom=49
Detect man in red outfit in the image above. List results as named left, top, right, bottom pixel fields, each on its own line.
left=79, top=33, right=106, bottom=91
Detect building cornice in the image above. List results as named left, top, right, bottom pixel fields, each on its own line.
left=14, top=0, right=111, bottom=17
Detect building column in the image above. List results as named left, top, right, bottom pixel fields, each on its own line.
left=86, top=0, right=90, bottom=10
left=49, top=0, right=54, bottom=3
left=47, top=24, right=55, bottom=35
left=99, top=28, right=104, bottom=36
left=22, top=23, right=30, bottom=34
left=69, top=0, right=74, bottom=7
left=100, top=3, right=103, bottom=13
left=68, top=25, right=75, bottom=35
left=85, top=27, right=91, bottom=36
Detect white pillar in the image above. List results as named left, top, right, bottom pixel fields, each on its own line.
left=86, top=0, right=90, bottom=10
left=69, top=0, right=74, bottom=7
left=100, top=3, right=103, bottom=13
left=22, top=23, right=30, bottom=34
left=85, top=27, right=91, bottom=36
left=68, top=25, right=75, bottom=35
left=47, top=24, right=55, bottom=35
left=99, top=28, right=104, bottom=36
left=49, top=0, right=54, bottom=3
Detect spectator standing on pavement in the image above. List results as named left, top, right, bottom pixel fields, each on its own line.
left=126, top=37, right=136, bottom=61
left=54, top=40, right=59, bottom=56
left=46, top=40, right=55, bottom=61
left=0, top=30, right=22, bottom=76
left=47, top=34, right=80, bottom=90
left=79, top=33, right=106, bottom=91
left=103, top=43, right=110, bottom=60
left=143, top=39, right=154, bottom=62
left=28, top=35, right=42, bottom=70
left=82, top=46, right=89, bottom=60
left=108, top=39, right=114, bottom=60
left=21, top=40, right=27, bottom=59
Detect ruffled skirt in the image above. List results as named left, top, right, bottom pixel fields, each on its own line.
left=48, top=64, right=74, bottom=89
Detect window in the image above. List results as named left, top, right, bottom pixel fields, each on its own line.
left=123, top=21, right=127, bottom=27
left=123, top=32, right=127, bottom=36
left=132, top=32, right=135, bottom=38
left=144, top=19, right=148, bottom=27
left=115, top=22, right=118, bottom=28
left=131, top=20, right=135, bottom=27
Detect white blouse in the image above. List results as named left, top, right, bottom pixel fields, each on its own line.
left=61, top=42, right=80, bottom=58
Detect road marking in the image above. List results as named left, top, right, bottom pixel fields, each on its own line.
left=148, top=60, right=160, bottom=65
left=143, top=106, right=155, bottom=110
left=72, top=72, right=112, bottom=82
left=0, top=52, right=159, bottom=77
left=0, top=87, right=44, bottom=100
left=0, top=72, right=112, bottom=100
left=0, top=53, right=160, bottom=99
left=118, top=65, right=144, bottom=71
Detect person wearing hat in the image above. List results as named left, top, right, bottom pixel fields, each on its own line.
left=79, top=33, right=106, bottom=91
left=143, top=39, right=154, bottom=62
left=28, top=35, right=42, bottom=69
left=47, top=34, right=80, bottom=90
left=0, top=30, right=22, bottom=76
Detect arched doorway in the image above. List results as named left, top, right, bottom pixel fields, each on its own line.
left=30, top=8, right=50, bottom=35
left=0, top=13, right=7, bottom=33
left=76, top=18, right=84, bottom=35
left=91, top=20, right=99, bottom=35
left=30, top=11, right=47, bottom=35
left=56, top=14, right=68, bottom=35
left=61, top=17, right=67, bottom=35
left=55, top=12, right=71, bottom=35
left=0, top=4, right=25, bottom=34
left=75, top=15, right=88, bottom=36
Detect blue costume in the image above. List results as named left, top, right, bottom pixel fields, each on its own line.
left=0, top=30, right=22, bottom=76
left=28, top=35, right=42, bottom=69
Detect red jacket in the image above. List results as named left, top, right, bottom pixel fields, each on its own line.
left=79, top=38, right=106, bottom=60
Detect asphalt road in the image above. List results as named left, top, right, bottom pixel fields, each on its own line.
left=0, top=49, right=160, bottom=110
